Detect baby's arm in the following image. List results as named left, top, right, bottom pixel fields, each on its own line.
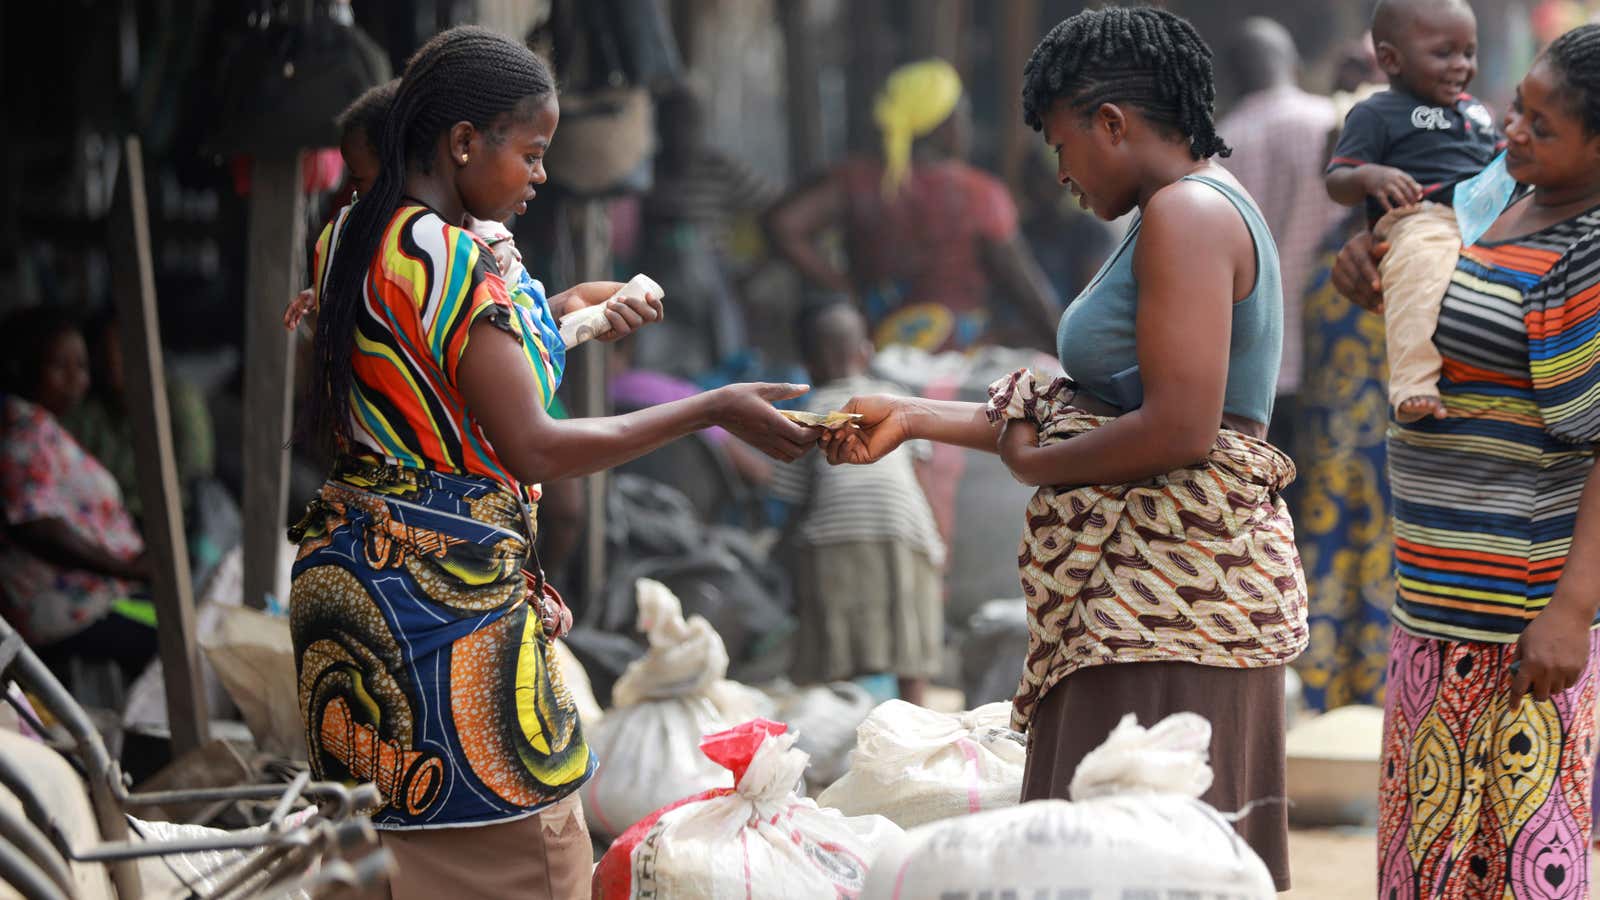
left=1325, top=103, right=1424, bottom=214
left=1326, top=165, right=1425, bottom=211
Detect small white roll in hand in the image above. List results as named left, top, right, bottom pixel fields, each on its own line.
left=558, top=273, right=664, bottom=347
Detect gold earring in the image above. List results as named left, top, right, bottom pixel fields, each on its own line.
left=461, top=153, right=469, bottom=163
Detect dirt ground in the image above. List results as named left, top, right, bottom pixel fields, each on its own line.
left=1287, top=829, right=1598, bottom=896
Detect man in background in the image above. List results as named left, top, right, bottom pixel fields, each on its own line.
left=1218, top=18, right=1347, bottom=452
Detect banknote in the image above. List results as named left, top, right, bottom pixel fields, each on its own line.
left=558, top=273, right=665, bottom=347
left=779, top=410, right=863, bottom=429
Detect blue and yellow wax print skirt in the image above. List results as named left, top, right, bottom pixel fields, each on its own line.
left=287, top=457, right=593, bottom=828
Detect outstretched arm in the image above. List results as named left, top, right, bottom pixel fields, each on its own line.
left=457, top=320, right=820, bottom=484
left=820, top=395, right=999, bottom=465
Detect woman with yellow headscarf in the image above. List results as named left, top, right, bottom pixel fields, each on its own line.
left=768, top=59, right=1059, bottom=353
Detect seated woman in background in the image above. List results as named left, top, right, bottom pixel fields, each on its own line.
left=0, top=307, right=154, bottom=680
left=61, top=311, right=215, bottom=525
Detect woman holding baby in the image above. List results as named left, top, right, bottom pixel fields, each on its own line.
left=287, top=26, right=816, bottom=900
left=1328, top=20, right=1600, bottom=897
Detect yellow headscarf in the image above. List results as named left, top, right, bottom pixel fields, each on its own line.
left=874, top=59, right=963, bottom=196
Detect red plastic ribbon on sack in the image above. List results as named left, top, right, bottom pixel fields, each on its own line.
left=698, top=718, right=789, bottom=784
left=592, top=719, right=790, bottom=900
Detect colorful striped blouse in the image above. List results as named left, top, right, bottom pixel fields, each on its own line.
left=310, top=205, right=564, bottom=497
left=1389, top=207, right=1600, bottom=643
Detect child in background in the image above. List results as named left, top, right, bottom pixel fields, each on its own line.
left=1325, top=0, right=1501, bottom=422
left=770, top=302, right=946, bottom=706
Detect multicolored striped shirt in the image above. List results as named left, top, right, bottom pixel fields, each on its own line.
left=1389, top=208, right=1600, bottom=642
left=310, top=205, right=564, bottom=498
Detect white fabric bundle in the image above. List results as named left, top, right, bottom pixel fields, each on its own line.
left=817, top=700, right=1024, bottom=828
left=862, top=713, right=1276, bottom=899
left=601, top=725, right=902, bottom=899
left=582, top=580, right=737, bottom=837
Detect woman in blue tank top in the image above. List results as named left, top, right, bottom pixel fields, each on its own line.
left=822, top=8, right=1304, bottom=890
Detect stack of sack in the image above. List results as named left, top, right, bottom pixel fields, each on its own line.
left=581, top=579, right=767, bottom=838
left=861, top=713, right=1276, bottom=899
left=593, top=719, right=903, bottom=899
left=818, top=700, right=1025, bottom=828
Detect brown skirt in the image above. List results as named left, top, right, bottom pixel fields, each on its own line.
left=1021, top=660, right=1290, bottom=892
left=375, top=793, right=592, bottom=899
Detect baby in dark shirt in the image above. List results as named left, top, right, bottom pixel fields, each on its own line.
left=1326, top=0, right=1501, bottom=422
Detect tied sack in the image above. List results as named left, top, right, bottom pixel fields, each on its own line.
left=861, top=713, right=1276, bottom=900
left=593, top=719, right=903, bottom=900
left=583, top=579, right=748, bottom=837
left=817, top=700, right=1024, bottom=828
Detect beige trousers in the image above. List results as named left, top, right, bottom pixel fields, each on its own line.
left=377, top=793, right=592, bottom=900
left=1376, top=202, right=1462, bottom=421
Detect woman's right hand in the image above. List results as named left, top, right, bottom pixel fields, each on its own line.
left=1330, top=231, right=1389, bottom=313
left=709, top=383, right=821, bottom=462
left=820, top=395, right=912, bottom=465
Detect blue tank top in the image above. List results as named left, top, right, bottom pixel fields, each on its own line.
left=1056, top=174, right=1282, bottom=425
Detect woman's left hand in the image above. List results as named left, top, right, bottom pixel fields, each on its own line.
left=998, top=419, right=1041, bottom=486
left=1511, top=605, right=1593, bottom=701
left=284, top=288, right=316, bottom=331
left=554, top=281, right=665, bottom=342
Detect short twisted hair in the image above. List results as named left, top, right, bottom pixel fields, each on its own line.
left=1546, top=24, right=1600, bottom=135
left=1021, top=7, right=1230, bottom=160
left=305, top=26, right=556, bottom=457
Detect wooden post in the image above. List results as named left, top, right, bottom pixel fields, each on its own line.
left=779, top=0, right=825, bottom=180
left=241, top=156, right=306, bottom=611
left=999, top=0, right=1039, bottom=194
left=846, top=2, right=890, bottom=156
left=910, top=0, right=968, bottom=70
left=671, top=0, right=704, bottom=67
left=566, top=200, right=611, bottom=607
left=107, top=137, right=209, bottom=757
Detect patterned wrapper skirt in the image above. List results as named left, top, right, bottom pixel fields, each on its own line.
left=1380, top=626, right=1600, bottom=899
left=288, top=457, right=593, bottom=829
left=984, top=368, right=1309, bottom=734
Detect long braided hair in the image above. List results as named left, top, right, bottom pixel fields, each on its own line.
left=305, top=26, right=556, bottom=458
left=1546, top=23, right=1600, bottom=135
left=1021, top=7, right=1230, bottom=160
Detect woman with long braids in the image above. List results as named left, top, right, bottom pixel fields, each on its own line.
left=288, top=26, right=817, bottom=898
left=823, top=8, right=1304, bottom=887
left=1332, top=24, right=1600, bottom=898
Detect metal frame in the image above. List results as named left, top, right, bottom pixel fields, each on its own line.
left=0, top=617, right=390, bottom=899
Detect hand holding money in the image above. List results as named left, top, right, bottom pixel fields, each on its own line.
left=559, top=274, right=665, bottom=347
